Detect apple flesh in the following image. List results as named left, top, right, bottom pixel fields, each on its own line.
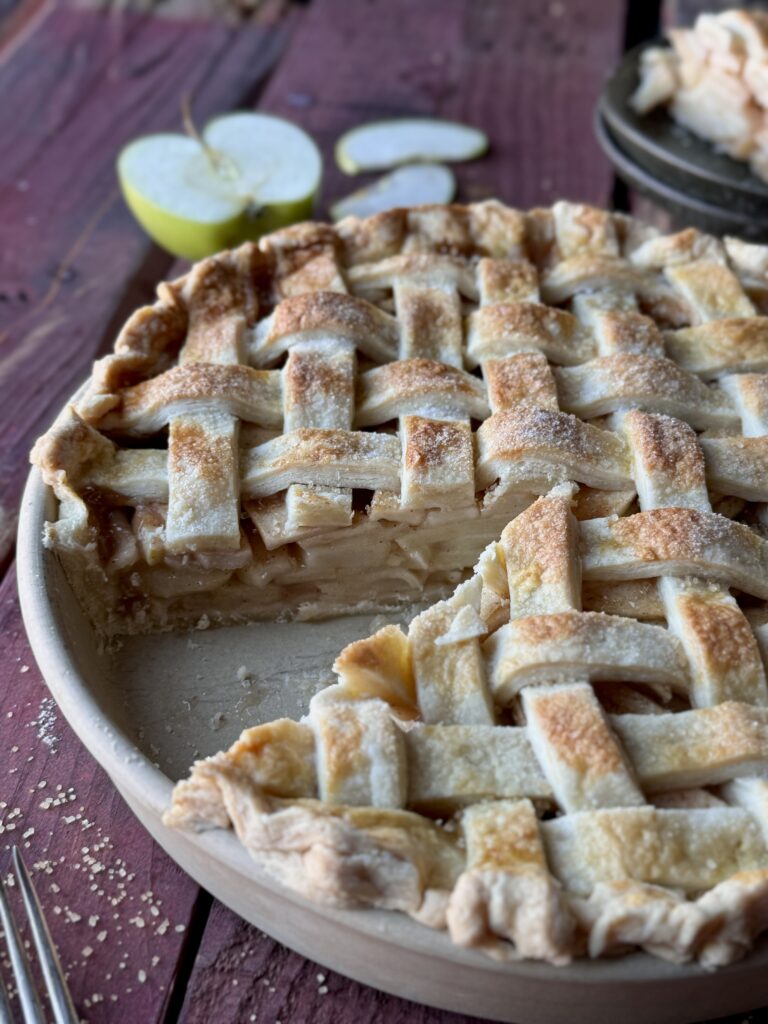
left=335, top=118, right=488, bottom=174
left=118, top=113, right=322, bottom=260
left=330, top=164, right=456, bottom=221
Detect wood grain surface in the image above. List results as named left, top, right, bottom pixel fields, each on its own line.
left=2, top=0, right=767, bottom=1021
left=262, top=0, right=623, bottom=215
left=0, top=566, right=202, bottom=1022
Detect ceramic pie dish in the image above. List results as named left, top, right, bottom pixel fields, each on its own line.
left=594, top=110, right=768, bottom=239
left=19, top=198, right=768, bottom=1020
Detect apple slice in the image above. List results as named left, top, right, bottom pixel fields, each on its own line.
left=330, top=164, right=456, bottom=221
left=335, top=118, right=488, bottom=174
left=117, top=112, right=322, bottom=260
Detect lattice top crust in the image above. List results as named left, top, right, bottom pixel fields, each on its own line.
left=32, top=199, right=768, bottom=964
left=32, top=200, right=768, bottom=596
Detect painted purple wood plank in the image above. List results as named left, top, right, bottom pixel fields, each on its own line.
left=258, top=0, right=624, bottom=216
left=0, top=565, right=199, bottom=1022
left=0, top=5, right=289, bottom=567
left=178, top=900, right=482, bottom=1024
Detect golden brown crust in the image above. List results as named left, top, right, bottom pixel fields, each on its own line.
left=526, top=687, right=626, bottom=777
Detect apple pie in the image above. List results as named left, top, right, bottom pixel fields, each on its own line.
left=33, top=199, right=768, bottom=963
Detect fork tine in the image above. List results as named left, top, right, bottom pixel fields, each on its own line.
left=0, top=967, right=14, bottom=1024
left=0, top=869, right=45, bottom=1024
left=12, top=849, right=79, bottom=1024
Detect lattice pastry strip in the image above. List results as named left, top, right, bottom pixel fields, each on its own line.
left=170, top=687, right=768, bottom=817
left=166, top=259, right=249, bottom=552
left=621, top=407, right=768, bottom=708
left=282, top=339, right=357, bottom=529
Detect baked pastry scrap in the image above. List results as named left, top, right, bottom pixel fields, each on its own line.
left=166, top=477, right=768, bottom=967
left=30, top=199, right=768, bottom=636
left=631, top=8, right=768, bottom=183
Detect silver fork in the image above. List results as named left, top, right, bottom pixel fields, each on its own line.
left=0, top=847, right=78, bottom=1024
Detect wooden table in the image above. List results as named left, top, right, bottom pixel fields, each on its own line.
left=0, top=0, right=764, bottom=1021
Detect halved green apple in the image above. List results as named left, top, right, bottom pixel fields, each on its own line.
left=117, top=112, right=322, bottom=261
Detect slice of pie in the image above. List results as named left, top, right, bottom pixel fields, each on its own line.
left=631, top=8, right=768, bottom=183
left=32, top=199, right=768, bottom=963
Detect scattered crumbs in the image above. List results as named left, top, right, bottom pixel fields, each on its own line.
left=236, top=665, right=252, bottom=685
left=20, top=664, right=29, bottom=673
left=97, top=931, right=108, bottom=943
left=174, top=924, right=185, bottom=933
left=82, top=946, right=93, bottom=958
left=138, top=969, right=147, bottom=984
left=316, top=973, right=325, bottom=984
left=209, top=712, right=225, bottom=731
left=88, top=915, right=99, bottom=927
left=318, top=985, right=329, bottom=996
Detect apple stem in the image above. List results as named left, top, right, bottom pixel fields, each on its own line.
left=181, top=94, right=219, bottom=171
left=181, top=94, right=244, bottom=190
left=180, top=96, right=264, bottom=212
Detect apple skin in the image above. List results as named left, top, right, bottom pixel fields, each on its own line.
left=118, top=171, right=318, bottom=262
